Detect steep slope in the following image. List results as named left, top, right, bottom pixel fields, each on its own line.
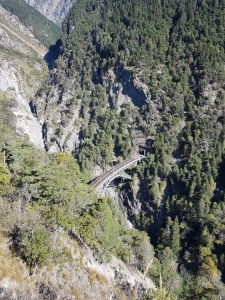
left=34, top=0, right=225, bottom=298
left=0, top=2, right=157, bottom=300
left=0, top=0, right=61, bottom=47
left=0, top=127, right=155, bottom=299
left=0, top=228, right=154, bottom=299
left=0, top=4, right=47, bottom=148
left=24, top=0, right=75, bottom=25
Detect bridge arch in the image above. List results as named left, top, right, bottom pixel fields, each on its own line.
left=90, top=155, right=144, bottom=194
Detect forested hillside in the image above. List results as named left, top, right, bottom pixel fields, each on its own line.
left=33, top=0, right=225, bottom=298
left=0, top=1, right=154, bottom=299
left=0, top=0, right=61, bottom=47
left=0, top=93, right=154, bottom=299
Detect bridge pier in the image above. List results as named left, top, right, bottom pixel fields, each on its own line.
left=96, top=170, right=131, bottom=195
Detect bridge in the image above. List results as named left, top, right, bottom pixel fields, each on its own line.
left=90, top=154, right=145, bottom=194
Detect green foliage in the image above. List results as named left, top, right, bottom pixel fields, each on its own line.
left=35, top=0, right=225, bottom=296
left=0, top=164, right=11, bottom=195
left=4, top=0, right=225, bottom=295
left=143, top=273, right=176, bottom=300
left=0, top=96, right=15, bottom=130
left=77, top=199, right=154, bottom=263
left=0, top=123, right=153, bottom=274
left=0, top=0, right=61, bottom=47
left=179, top=273, right=225, bottom=300
left=46, top=0, right=225, bottom=296
left=22, top=225, right=51, bottom=275
left=147, top=258, right=161, bottom=284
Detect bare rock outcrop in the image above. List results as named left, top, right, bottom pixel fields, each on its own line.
left=0, top=61, right=44, bottom=149
left=0, top=5, right=48, bottom=149
left=0, top=231, right=155, bottom=300
left=24, top=0, right=75, bottom=24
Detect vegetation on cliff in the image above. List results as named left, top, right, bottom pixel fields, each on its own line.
left=0, top=0, right=61, bottom=47
left=2, top=0, right=225, bottom=298
left=36, top=0, right=225, bottom=298
left=0, top=96, right=153, bottom=298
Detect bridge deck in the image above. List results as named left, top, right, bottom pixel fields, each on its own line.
left=90, top=155, right=143, bottom=190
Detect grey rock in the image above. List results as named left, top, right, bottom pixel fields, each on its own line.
left=24, top=0, right=75, bottom=24
left=0, top=5, right=47, bottom=149
left=0, top=61, right=44, bottom=149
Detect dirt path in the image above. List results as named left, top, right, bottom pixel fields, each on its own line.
left=0, top=21, right=47, bottom=57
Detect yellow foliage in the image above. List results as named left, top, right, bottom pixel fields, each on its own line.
left=78, top=214, right=100, bottom=249
left=0, top=234, right=28, bottom=283
left=72, top=286, right=82, bottom=299
left=118, top=156, right=123, bottom=163
left=54, top=152, right=70, bottom=164
left=208, top=176, right=216, bottom=192
left=96, top=273, right=108, bottom=285
left=87, top=268, right=108, bottom=285
left=214, top=239, right=223, bottom=245
left=199, top=256, right=220, bottom=283
left=52, top=153, right=80, bottom=173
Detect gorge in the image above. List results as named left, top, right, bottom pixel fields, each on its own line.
left=1, top=0, right=225, bottom=299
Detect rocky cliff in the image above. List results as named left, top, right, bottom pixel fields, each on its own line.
left=0, top=3, right=159, bottom=300
left=24, top=0, right=75, bottom=24
left=0, top=4, right=47, bottom=148
left=0, top=229, right=154, bottom=300
left=31, top=1, right=225, bottom=297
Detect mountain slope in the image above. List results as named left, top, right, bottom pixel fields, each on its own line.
left=0, top=5, right=156, bottom=299
left=34, top=0, right=225, bottom=298
left=0, top=4, right=48, bottom=148
left=0, top=0, right=61, bottom=47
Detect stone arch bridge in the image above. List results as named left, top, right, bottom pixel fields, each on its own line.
left=90, top=154, right=145, bottom=194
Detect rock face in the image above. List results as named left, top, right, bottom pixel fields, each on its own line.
left=35, top=65, right=151, bottom=153
left=24, top=0, right=75, bottom=24
left=0, top=231, right=155, bottom=300
left=0, top=5, right=47, bottom=57
left=0, top=5, right=48, bottom=149
left=0, top=61, right=44, bottom=148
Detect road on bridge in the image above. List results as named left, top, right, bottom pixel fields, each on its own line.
left=90, top=154, right=144, bottom=190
